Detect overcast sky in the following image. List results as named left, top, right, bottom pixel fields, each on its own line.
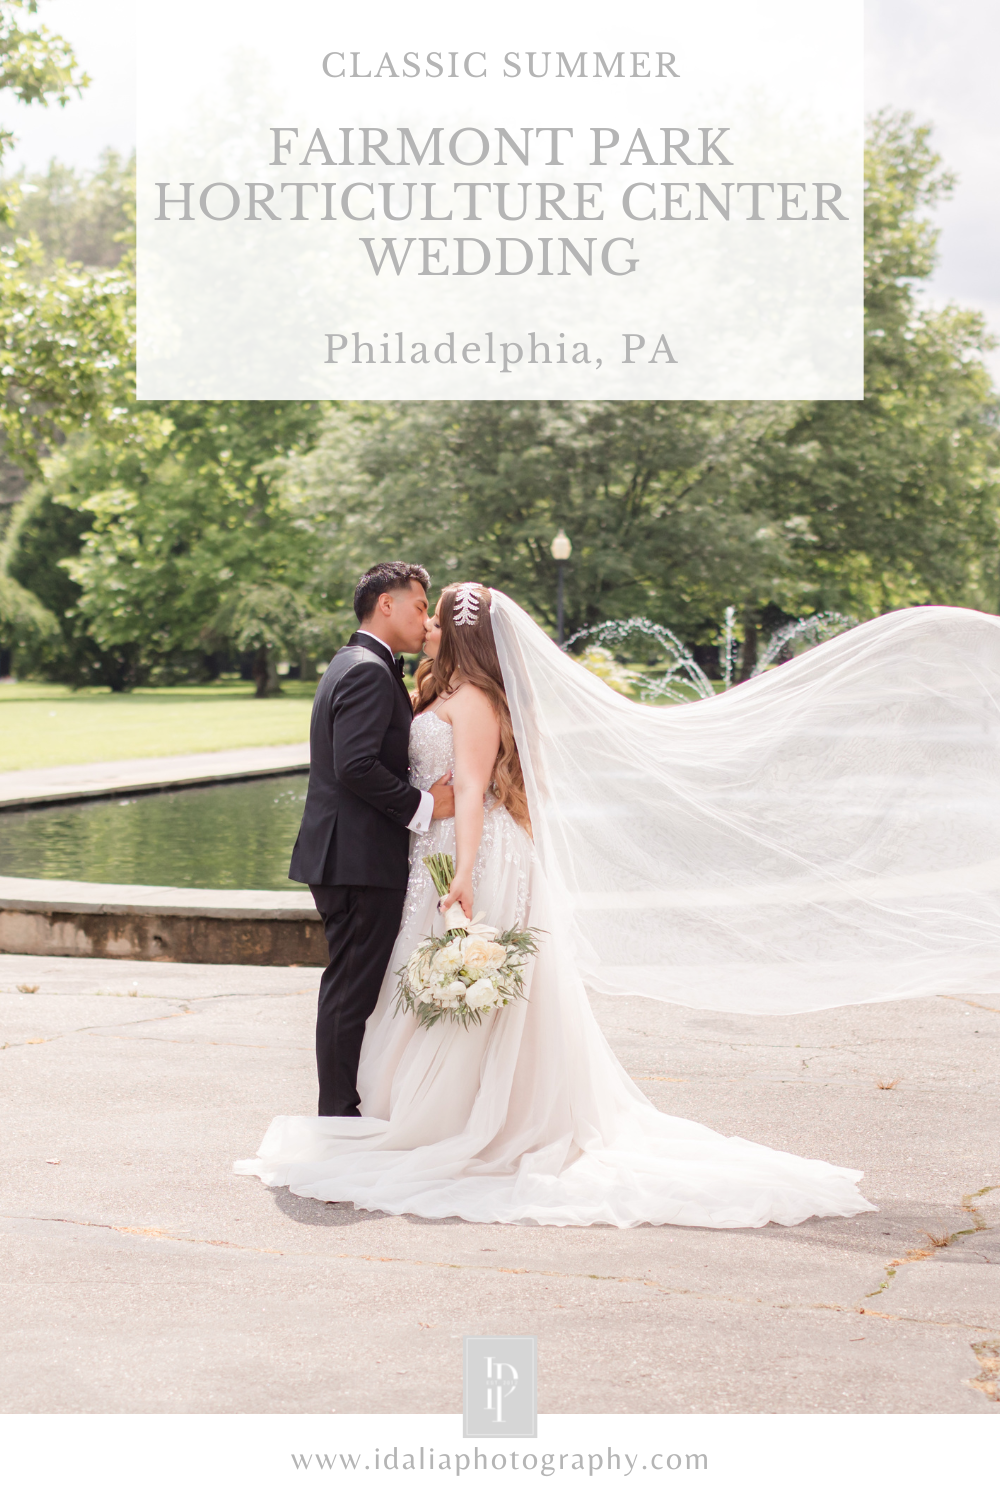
left=4, top=0, right=998, bottom=378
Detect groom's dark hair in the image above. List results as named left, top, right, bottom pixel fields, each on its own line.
left=354, top=561, right=430, bottom=623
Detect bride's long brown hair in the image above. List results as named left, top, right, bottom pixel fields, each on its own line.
left=412, top=583, right=531, bottom=832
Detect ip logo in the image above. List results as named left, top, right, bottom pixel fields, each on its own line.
left=463, top=1336, right=537, bottom=1439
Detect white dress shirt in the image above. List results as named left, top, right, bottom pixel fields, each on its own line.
left=356, top=628, right=435, bottom=832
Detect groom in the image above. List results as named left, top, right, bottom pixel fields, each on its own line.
left=289, top=562, right=454, bottom=1115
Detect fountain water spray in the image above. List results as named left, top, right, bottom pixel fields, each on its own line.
left=751, top=612, right=856, bottom=675
left=720, top=606, right=737, bottom=691
left=565, top=618, right=715, bottom=703
left=567, top=610, right=857, bottom=701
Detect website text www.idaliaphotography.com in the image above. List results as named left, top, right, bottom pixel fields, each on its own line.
left=290, top=1444, right=707, bottom=1476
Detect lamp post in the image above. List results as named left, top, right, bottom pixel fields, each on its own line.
left=550, top=530, right=572, bottom=646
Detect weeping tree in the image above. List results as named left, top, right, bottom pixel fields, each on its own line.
left=0, top=566, right=58, bottom=666
left=208, top=582, right=337, bottom=697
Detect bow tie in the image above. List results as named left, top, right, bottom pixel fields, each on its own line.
left=394, top=655, right=406, bottom=679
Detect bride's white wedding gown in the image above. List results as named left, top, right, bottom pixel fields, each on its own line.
left=235, top=709, right=876, bottom=1228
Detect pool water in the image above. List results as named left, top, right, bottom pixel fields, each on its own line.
left=0, top=775, right=309, bottom=890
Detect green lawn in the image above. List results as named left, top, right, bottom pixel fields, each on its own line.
left=0, top=679, right=318, bottom=772
left=0, top=661, right=722, bottom=775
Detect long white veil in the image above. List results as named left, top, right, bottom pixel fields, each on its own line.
left=490, top=592, right=1000, bottom=1013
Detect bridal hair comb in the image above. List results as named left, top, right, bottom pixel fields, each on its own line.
left=452, top=583, right=483, bottom=627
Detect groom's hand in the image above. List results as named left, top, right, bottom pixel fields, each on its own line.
left=430, top=772, right=455, bottom=821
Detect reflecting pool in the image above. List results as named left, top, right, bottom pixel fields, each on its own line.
left=0, top=775, right=309, bottom=890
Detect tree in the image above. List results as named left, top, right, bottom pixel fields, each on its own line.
left=209, top=582, right=336, bottom=697
left=9, top=401, right=328, bottom=687
left=0, top=557, right=56, bottom=655
left=0, top=236, right=133, bottom=474
left=0, top=2, right=88, bottom=216
left=280, top=398, right=799, bottom=643
left=1, top=148, right=134, bottom=269
left=0, top=4, right=131, bottom=478
left=1, top=478, right=97, bottom=678
left=0, top=80, right=323, bottom=688
left=0, top=3, right=130, bottom=666
left=755, top=111, right=1000, bottom=623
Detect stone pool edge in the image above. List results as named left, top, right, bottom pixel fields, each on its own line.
left=0, top=877, right=325, bottom=967
left=0, top=742, right=310, bottom=811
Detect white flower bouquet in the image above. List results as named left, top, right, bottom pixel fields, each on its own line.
left=394, top=853, right=540, bottom=1030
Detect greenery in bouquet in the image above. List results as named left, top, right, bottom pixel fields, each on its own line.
left=393, top=853, right=540, bottom=1030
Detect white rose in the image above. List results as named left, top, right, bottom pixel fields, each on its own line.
left=429, top=942, right=463, bottom=980
left=432, top=980, right=467, bottom=1009
left=464, top=976, right=499, bottom=1011
left=460, top=935, right=508, bottom=974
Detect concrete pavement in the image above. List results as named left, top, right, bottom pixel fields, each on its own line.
left=1, top=953, right=997, bottom=1415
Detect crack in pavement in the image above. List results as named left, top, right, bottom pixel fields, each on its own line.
left=0, top=1010, right=191, bottom=1050
left=5, top=1211, right=999, bottom=1340
left=859, top=1183, right=1000, bottom=1408
left=2, top=1004, right=316, bottom=1053
left=966, top=1340, right=999, bottom=1402
left=865, top=1183, right=999, bottom=1299
left=944, top=995, right=1000, bottom=1016
left=3, top=1007, right=304, bottom=1052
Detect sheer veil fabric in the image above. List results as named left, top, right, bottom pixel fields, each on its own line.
left=490, top=593, right=1000, bottom=1015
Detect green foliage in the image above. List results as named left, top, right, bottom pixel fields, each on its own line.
left=279, top=115, right=998, bottom=641
left=0, top=7, right=135, bottom=664
left=3, top=479, right=173, bottom=687
left=422, top=851, right=456, bottom=898
left=0, top=563, right=57, bottom=650
left=0, top=13, right=130, bottom=479
left=7, top=401, right=328, bottom=686
left=0, top=236, right=133, bottom=473
left=0, top=2, right=89, bottom=203
left=210, top=580, right=337, bottom=697
left=756, top=111, right=1000, bottom=617
left=1, top=149, right=135, bottom=268
left=280, top=399, right=798, bottom=640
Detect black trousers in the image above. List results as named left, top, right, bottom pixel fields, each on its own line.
left=310, top=883, right=407, bottom=1116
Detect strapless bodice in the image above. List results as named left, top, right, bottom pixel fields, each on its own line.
left=403, top=708, right=530, bottom=932
left=409, top=711, right=454, bottom=790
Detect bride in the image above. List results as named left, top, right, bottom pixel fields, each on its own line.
left=238, top=582, right=1000, bottom=1228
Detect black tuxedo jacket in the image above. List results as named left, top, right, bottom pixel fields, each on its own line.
left=288, top=633, right=422, bottom=890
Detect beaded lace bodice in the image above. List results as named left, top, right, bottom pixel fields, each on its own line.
left=409, top=710, right=455, bottom=789
left=404, top=711, right=531, bottom=930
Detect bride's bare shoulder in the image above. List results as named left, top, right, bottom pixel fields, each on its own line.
left=442, top=681, right=499, bottom=726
